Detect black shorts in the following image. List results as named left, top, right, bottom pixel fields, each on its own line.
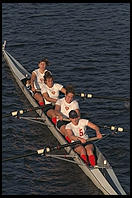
left=43, top=104, right=55, bottom=114
left=57, top=120, right=70, bottom=129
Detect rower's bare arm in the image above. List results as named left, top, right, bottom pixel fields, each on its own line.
left=60, top=87, right=66, bottom=95
left=54, top=105, right=63, bottom=120
left=87, top=121, right=102, bottom=139
left=66, top=129, right=77, bottom=141
left=31, top=72, right=36, bottom=92
left=66, top=129, right=86, bottom=143
left=75, top=109, right=80, bottom=118
left=42, top=92, right=57, bottom=103
left=55, top=104, right=60, bottom=112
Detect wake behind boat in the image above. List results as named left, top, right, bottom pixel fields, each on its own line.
left=2, top=41, right=126, bottom=195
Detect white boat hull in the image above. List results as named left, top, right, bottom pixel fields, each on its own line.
left=2, top=45, right=126, bottom=195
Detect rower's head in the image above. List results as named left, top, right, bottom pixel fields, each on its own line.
left=38, top=58, right=49, bottom=70
left=44, top=71, right=53, bottom=88
left=65, top=85, right=75, bottom=103
left=69, top=110, right=79, bottom=125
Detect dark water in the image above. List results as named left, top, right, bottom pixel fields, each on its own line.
left=2, top=3, right=130, bottom=195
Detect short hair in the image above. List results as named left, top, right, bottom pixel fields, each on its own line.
left=66, top=85, right=75, bottom=95
left=38, top=58, right=49, bottom=66
left=44, top=71, right=53, bottom=82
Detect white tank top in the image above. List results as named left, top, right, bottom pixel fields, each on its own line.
left=66, top=119, right=89, bottom=139
left=56, top=97, right=79, bottom=118
left=41, top=83, right=63, bottom=105
left=33, top=69, right=49, bottom=90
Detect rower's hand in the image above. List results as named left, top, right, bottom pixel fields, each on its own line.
left=96, top=131, right=102, bottom=139
left=57, top=115, right=63, bottom=121
left=31, top=87, right=36, bottom=93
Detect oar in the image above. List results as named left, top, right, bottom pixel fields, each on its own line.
left=49, top=136, right=99, bottom=152
left=2, top=136, right=99, bottom=162
left=63, top=117, right=127, bottom=132
left=5, top=110, right=127, bottom=133
left=2, top=106, right=44, bottom=118
left=13, top=114, right=127, bottom=133
left=76, top=93, right=130, bottom=102
left=98, top=124, right=127, bottom=132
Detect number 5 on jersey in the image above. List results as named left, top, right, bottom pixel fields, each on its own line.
left=79, top=128, right=83, bottom=136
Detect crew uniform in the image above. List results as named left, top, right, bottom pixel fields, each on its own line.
left=56, top=97, right=79, bottom=129
left=32, top=69, right=49, bottom=90
left=41, top=83, right=64, bottom=114
left=66, top=119, right=89, bottom=140
left=65, top=110, right=96, bottom=166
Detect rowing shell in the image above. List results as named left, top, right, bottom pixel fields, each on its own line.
left=2, top=41, right=126, bottom=195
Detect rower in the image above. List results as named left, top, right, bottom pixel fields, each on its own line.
left=65, top=110, right=102, bottom=167
left=41, top=71, right=66, bottom=123
left=30, top=58, right=51, bottom=106
left=55, top=85, right=80, bottom=142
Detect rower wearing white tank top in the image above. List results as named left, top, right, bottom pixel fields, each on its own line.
left=55, top=85, right=80, bottom=141
left=41, top=72, right=66, bottom=123
left=65, top=110, right=102, bottom=167
left=30, top=58, right=51, bottom=106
